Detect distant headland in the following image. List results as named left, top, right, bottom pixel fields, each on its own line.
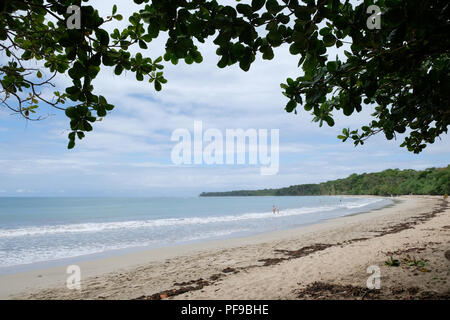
left=200, top=166, right=450, bottom=197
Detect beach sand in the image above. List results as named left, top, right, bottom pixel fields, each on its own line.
left=1, top=195, right=449, bottom=300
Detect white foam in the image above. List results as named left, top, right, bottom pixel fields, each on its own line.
left=0, top=228, right=249, bottom=268
left=341, top=198, right=383, bottom=209
left=0, top=198, right=384, bottom=238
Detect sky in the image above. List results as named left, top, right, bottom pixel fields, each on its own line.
left=0, top=1, right=449, bottom=197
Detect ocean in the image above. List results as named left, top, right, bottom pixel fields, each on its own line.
left=0, top=196, right=392, bottom=273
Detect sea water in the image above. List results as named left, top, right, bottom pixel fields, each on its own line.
left=0, top=196, right=392, bottom=273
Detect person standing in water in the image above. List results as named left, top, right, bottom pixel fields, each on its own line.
left=276, top=207, right=280, bottom=215
left=272, top=205, right=276, bottom=215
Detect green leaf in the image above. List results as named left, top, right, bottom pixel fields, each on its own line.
left=262, top=47, right=274, bottom=60
left=114, top=64, right=124, bottom=75
left=326, top=61, right=338, bottom=72
left=99, top=95, right=107, bottom=106
left=68, top=61, right=85, bottom=79
left=95, top=29, right=110, bottom=46
left=285, top=100, right=297, bottom=112
left=251, top=0, right=266, bottom=11
left=154, top=80, right=162, bottom=91
left=139, top=40, right=148, bottom=49
left=324, top=116, right=335, bottom=126
left=323, top=34, right=336, bottom=47
left=266, top=0, right=280, bottom=14
left=97, top=106, right=106, bottom=117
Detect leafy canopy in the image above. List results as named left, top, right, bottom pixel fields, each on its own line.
left=1, top=0, right=449, bottom=152
left=200, top=165, right=450, bottom=196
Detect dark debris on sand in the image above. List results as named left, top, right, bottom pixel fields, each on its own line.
left=377, top=198, right=449, bottom=237
left=258, top=243, right=335, bottom=266
left=296, top=281, right=450, bottom=300
left=222, top=267, right=238, bottom=273
left=445, top=250, right=450, bottom=261
left=135, top=278, right=210, bottom=300
left=135, top=268, right=240, bottom=300
left=135, top=199, right=449, bottom=300
left=296, top=282, right=379, bottom=300
left=258, top=238, right=371, bottom=267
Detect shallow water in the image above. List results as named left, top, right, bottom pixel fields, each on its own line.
left=0, top=196, right=391, bottom=271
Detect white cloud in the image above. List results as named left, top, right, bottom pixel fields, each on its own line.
left=0, top=1, right=448, bottom=196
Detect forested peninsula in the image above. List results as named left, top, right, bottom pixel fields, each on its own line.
left=200, top=166, right=450, bottom=197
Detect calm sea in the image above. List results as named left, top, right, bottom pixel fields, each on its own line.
left=0, top=196, right=391, bottom=273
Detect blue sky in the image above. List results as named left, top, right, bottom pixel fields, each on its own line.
left=0, top=1, right=449, bottom=197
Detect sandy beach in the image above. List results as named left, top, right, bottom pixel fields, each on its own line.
left=1, top=195, right=449, bottom=300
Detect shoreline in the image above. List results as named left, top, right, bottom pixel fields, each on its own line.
left=1, top=195, right=448, bottom=299
left=0, top=195, right=390, bottom=276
